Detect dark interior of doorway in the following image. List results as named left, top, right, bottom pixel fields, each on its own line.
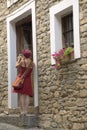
left=16, top=15, right=32, bottom=57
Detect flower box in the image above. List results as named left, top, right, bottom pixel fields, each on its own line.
left=52, top=47, right=74, bottom=69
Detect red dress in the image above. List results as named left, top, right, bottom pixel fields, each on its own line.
left=13, top=66, right=33, bottom=97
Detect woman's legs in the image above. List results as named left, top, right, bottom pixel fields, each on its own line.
left=24, top=95, right=30, bottom=114
left=19, top=94, right=30, bottom=114
left=19, top=94, right=25, bottom=114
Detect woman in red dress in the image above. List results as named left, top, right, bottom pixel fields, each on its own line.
left=13, top=49, right=34, bottom=115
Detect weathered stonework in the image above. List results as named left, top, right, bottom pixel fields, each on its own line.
left=0, top=0, right=87, bottom=129
left=36, top=0, right=87, bottom=129
left=0, top=0, right=8, bottom=110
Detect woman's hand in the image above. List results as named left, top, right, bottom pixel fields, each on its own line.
left=17, top=55, right=22, bottom=63
left=16, top=54, right=23, bottom=68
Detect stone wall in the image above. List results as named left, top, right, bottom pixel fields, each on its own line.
left=36, top=0, right=87, bottom=129
left=0, top=0, right=8, bottom=111
left=0, top=0, right=87, bottom=129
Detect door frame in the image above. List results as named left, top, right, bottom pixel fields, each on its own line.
left=7, top=0, right=38, bottom=108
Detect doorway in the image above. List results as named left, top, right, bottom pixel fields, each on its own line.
left=7, top=0, right=38, bottom=108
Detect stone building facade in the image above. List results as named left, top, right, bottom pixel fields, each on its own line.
left=0, top=0, right=87, bottom=129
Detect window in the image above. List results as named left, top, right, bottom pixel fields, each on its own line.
left=50, top=0, right=80, bottom=64
left=62, top=13, right=73, bottom=48
left=7, top=0, right=18, bottom=7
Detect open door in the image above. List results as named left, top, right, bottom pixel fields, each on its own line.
left=16, top=15, right=34, bottom=112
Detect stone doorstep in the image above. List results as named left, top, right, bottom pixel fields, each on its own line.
left=3, top=106, right=35, bottom=114
left=0, top=106, right=39, bottom=115
left=0, top=114, right=38, bottom=128
left=0, top=123, right=43, bottom=130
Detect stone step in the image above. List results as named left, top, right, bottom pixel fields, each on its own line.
left=0, top=123, right=43, bottom=130
left=1, top=106, right=39, bottom=116
left=0, top=106, right=35, bottom=115
left=0, top=114, right=38, bottom=128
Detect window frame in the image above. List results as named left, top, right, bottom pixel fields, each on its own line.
left=50, top=0, right=80, bottom=64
